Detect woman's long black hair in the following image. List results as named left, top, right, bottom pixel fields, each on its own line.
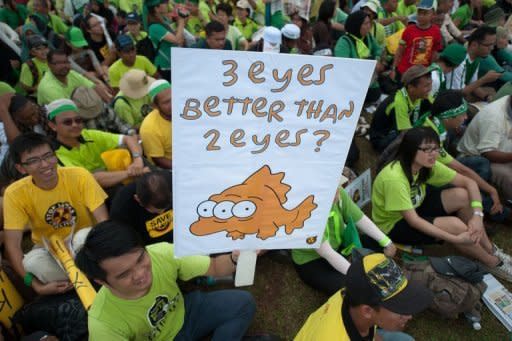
left=377, top=127, right=441, bottom=184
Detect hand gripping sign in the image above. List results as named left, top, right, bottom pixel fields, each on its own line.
left=172, top=48, right=376, bottom=285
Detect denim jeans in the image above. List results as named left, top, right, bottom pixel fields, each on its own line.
left=457, top=156, right=510, bottom=222
left=174, top=290, right=256, bottom=341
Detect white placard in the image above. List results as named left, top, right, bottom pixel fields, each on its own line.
left=344, top=168, right=372, bottom=208
left=172, top=48, right=375, bottom=257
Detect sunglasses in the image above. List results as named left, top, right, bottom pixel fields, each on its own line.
left=60, top=117, right=84, bottom=126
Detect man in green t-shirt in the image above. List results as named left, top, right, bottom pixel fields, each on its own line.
left=108, top=34, right=157, bottom=92
left=37, top=49, right=112, bottom=105
left=19, top=34, right=49, bottom=96
left=0, top=0, right=28, bottom=30
left=76, top=220, right=256, bottom=340
left=47, top=99, right=148, bottom=188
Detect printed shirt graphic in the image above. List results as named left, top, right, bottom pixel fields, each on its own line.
left=3, top=167, right=107, bottom=244
left=146, top=210, right=173, bottom=238
left=88, top=243, right=210, bottom=340
left=397, top=24, right=442, bottom=74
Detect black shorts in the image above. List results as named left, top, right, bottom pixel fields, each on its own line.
left=389, top=187, right=449, bottom=245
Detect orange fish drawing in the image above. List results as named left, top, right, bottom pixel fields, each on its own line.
left=190, top=165, right=317, bottom=240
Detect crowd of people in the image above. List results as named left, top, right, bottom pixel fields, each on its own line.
left=0, top=0, right=511, bottom=338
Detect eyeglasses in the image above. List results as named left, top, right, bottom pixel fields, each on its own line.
left=418, top=146, right=441, bottom=154
left=60, top=117, right=84, bottom=126
left=21, top=152, right=57, bottom=167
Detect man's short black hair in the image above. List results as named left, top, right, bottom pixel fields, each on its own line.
left=136, top=171, right=172, bottom=210
left=216, top=2, right=232, bottom=16
left=467, top=25, right=496, bottom=44
left=205, top=20, right=226, bottom=36
left=10, top=132, right=53, bottom=164
left=75, top=220, right=144, bottom=282
left=47, top=49, right=69, bottom=64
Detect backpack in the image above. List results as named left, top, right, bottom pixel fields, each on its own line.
left=401, top=258, right=486, bottom=319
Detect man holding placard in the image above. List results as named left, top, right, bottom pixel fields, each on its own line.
left=140, top=80, right=173, bottom=169
left=76, top=220, right=256, bottom=340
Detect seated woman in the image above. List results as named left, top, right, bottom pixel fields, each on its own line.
left=370, top=127, right=512, bottom=282
left=335, top=10, right=384, bottom=103
left=292, top=186, right=396, bottom=296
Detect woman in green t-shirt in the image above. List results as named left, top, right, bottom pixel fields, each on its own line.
left=372, top=127, right=512, bottom=281
left=291, top=187, right=396, bottom=295
left=146, top=0, right=186, bottom=80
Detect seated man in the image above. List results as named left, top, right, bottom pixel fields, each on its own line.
left=445, top=25, right=503, bottom=102
left=110, top=171, right=173, bottom=244
left=4, top=133, right=108, bottom=296
left=194, top=20, right=233, bottom=50
left=108, top=34, right=158, bottom=93
left=458, top=95, right=512, bottom=199
left=369, top=65, right=433, bottom=152
left=47, top=99, right=149, bottom=188
left=113, top=69, right=155, bottom=130
left=295, top=251, right=433, bottom=340
left=140, top=80, right=172, bottom=169
left=75, top=220, right=256, bottom=340
left=37, top=49, right=112, bottom=106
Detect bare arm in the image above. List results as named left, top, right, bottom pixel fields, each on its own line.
left=204, top=253, right=237, bottom=277
left=0, top=93, right=21, bottom=143
left=92, top=203, right=109, bottom=223
left=153, top=157, right=172, bottom=169
left=482, top=150, right=512, bottom=163
left=93, top=170, right=130, bottom=188
left=401, top=209, right=470, bottom=243
left=448, top=158, right=502, bottom=213
left=4, top=230, right=25, bottom=278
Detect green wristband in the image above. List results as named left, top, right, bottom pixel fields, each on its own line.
left=24, top=272, right=34, bottom=287
left=471, top=201, right=483, bottom=209
left=378, top=236, right=392, bottom=248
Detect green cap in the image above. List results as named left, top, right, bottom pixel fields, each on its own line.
left=439, top=43, right=467, bottom=67
left=66, top=26, right=88, bottom=48
left=145, top=0, right=163, bottom=7
left=47, top=99, right=79, bottom=120
left=148, top=79, right=171, bottom=101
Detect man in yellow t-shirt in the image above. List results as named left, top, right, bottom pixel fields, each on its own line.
left=3, top=133, right=109, bottom=297
left=140, top=80, right=172, bottom=169
left=108, top=34, right=157, bottom=91
left=295, top=252, right=432, bottom=341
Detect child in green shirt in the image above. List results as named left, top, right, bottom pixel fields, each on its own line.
left=19, top=34, right=49, bottom=96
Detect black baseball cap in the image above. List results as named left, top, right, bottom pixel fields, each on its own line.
left=346, top=252, right=433, bottom=315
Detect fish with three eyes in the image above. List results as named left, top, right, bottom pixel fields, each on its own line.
left=189, top=165, right=318, bottom=240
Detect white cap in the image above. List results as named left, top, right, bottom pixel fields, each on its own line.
left=263, top=26, right=281, bottom=53
left=281, top=23, right=300, bottom=39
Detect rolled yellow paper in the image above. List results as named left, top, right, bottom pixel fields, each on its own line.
left=48, top=235, right=96, bottom=310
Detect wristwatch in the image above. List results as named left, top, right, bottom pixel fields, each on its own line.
left=131, top=152, right=142, bottom=159
left=473, top=211, right=484, bottom=218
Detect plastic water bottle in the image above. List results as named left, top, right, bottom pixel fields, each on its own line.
left=464, top=312, right=482, bottom=330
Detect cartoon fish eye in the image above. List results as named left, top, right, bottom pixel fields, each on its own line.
left=232, top=201, right=256, bottom=218
left=197, top=200, right=216, bottom=218
left=213, top=201, right=235, bottom=220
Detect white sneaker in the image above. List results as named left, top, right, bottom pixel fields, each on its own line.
left=493, top=244, right=512, bottom=264
left=489, top=261, right=512, bottom=283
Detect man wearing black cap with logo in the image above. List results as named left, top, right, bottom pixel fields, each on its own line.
left=295, top=252, right=433, bottom=340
